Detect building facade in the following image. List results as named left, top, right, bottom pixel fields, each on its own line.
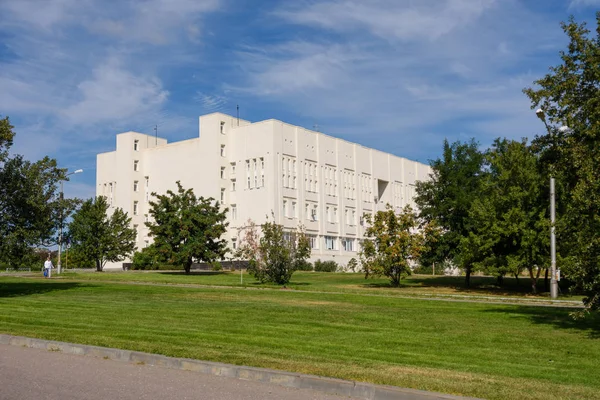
left=96, top=113, right=431, bottom=268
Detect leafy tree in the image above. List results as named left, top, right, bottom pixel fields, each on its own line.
left=146, top=181, right=229, bottom=274
left=0, top=117, right=68, bottom=268
left=523, top=14, right=600, bottom=310
left=236, top=219, right=311, bottom=285
left=131, top=247, right=158, bottom=270
left=415, top=139, right=485, bottom=286
left=69, top=196, right=136, bottom=271
left=466, top=139, right=548, bottom=291
left=360, top=205, right=425, bottom=287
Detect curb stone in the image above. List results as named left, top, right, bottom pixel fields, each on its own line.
left=0, top=334, right=480, bottom=400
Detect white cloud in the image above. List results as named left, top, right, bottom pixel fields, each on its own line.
left=64, top=59, right=169, bottom=126
left=276, top=0, right=496, bottom=41
left=229, top=0, right=561, bottom=160
left=569, top=0, right=600, bottom=8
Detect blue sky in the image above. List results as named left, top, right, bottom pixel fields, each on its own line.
left=1, top=0, right=599, bottom=199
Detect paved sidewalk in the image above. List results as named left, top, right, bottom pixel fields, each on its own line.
left=0, top=335, right=478, bottom=400
left=0, top=344, right=349, bottom=400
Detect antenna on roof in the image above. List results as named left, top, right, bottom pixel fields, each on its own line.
left=154, top=125, right=158, bottom=145
left=236, top=104, right=239, bottom=126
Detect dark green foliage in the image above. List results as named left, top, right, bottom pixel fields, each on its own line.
left=0, top=117, right=68, bottom=268
left=132, top=248, right=157, bottom=270
left=415, top=139, right=485, bottom=287
left=295, top=260, right=314, bottom=271
left=146, top=181, right=229, bottom=274
left=523, top=14, right=600, bottom=311
left=466, top=139, right=548, bottom=293
left=69, top=196, right=136, bottom=271
left=314, top=259, right=338, bottom=272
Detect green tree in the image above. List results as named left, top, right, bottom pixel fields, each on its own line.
left=523, top=14, right=600, bottom=310
left=0, top=117, right=68, bottom=268
left=236, top=219, right=311, bottom=285
left=146, top=181, right=229, bottom=274
left=467, top=139, right=548, bottom=292
left=415, top=139, right=485, bottom=287
left=360, top=205, right=425, bottom=287
left=69, top=196, right=136, bottom=271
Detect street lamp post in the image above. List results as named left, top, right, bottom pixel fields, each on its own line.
left=535, top=109, right=559, bottom=299
left=57, top=169, right=83, bottom=274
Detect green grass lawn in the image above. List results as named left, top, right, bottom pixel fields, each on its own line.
left=41, top=270, right=583, bottom=302
left=0, top=276, right=598, bottom=400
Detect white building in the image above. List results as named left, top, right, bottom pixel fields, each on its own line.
left=96, top=113, right=431, bottom=268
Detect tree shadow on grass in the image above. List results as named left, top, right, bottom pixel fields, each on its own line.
left=0, top=281, right=82, bottom=298
left=158, top=271, right=228, bottom=276
left=483, top=305, right=600, bottom=339
left=362, top=275, right=574, bottom=298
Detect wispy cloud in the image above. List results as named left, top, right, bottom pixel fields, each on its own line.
left=569, top=0, right=600, bottom=8
left=229, top=0, right=564, bottom=160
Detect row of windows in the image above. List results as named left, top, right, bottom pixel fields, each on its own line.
left=308, top=235, right=356, bottom=252
left=246, top=158, right=265, bottom=189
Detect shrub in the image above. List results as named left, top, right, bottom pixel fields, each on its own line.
left=211, top=261, right=223, bottom=271
left=295, top=260, right=314, bottom=271
left=131, top=248, right=156, bottom=270
left=347, top=258, right=359, bottom=272
left=314, top=259, right=338, bottom=272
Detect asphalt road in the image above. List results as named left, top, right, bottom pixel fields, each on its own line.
left=0, top=344, right=352, bottom=400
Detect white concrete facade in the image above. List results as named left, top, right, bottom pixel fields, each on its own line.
left=97, top=113, right=431, bottom=268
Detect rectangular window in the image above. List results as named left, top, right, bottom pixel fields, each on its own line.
left=309, top=235, right=319, bottom=250
left=326, top=206, right=331, bottom=222
left=352, top=210, right=356, bottom=226
left=220, top=145, right=225, bottom=157
left=246, top=160, right=251, bottom=189
left=231, top=162, right=236, bottom=176
left=133, top=160, right=139, bottom=171
left=292, top=201, right=297, bottom=219
left=325, top=236, right=336, bottom=250
left=133, top=181, right=139, bottom=192
left=253, top=159, right=258, bottom=188
left=283, top=199, right=288, bottom=218
left=133, top=201, right=138, bottom=215
left=260, top=158, right=265, bottom=187
left=134, top=139, right=139, bottom=151
left=312, top=205, right=318, bottom=221
left=342, top=238, right=355, bottom=252
left=220, top=121, right=225, bottom=134
left=231, top=179, right=236, bottom=192
left=231, top=204, right=237, bottom=220
left=333, top=207, right=338, bottom=223
left=232, top=238, right=237, bottom=249
left=220, top=188, right=225, bottom=202
left=145, top=177, right=149, bottom=202
left=220, top=167, right=225, bottom=179
left=144, top=214, right=149, bottom=223
left=305, top=203, right=310, bottom=220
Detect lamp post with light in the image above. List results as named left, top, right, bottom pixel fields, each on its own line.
left=57, top=169, right=83, bottom=274
left=535, top=109, right=566, bottom=300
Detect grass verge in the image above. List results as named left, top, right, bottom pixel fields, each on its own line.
left=0, top=276, right=597, bottom=400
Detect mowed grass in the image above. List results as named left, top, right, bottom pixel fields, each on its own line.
left=51, top=270, right=583, bottom=302
left=1, top=277, right=598, bottom=400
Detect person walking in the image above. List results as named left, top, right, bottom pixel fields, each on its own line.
left=43, top=255, right=54, bottom=278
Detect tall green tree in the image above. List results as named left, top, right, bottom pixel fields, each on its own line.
left=0, top=117, right=67, bottom=268
left=415, top=139, right=485, bottom=287
left=360, top=205, right=425, bottom=287
left=69, top=196, right=136, bottom=271
left=236, top=219, right=311, bottom=285
left=467, top=139, right=548, bottom=292
left=523, top=14, right=600, bottom=310
left=146, top=181, right=229, bottom=274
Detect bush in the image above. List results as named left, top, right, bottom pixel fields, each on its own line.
left=413, top=264, right=445, bottom=275
left=131, top=248, right=156, bottom=270
left=211, top=261, right=223, bottom=271
left=347, top=258, right=359, bottom=272
left=314, top=259, right=338, bottom=272
left=295, top=260, right=313, bottom=271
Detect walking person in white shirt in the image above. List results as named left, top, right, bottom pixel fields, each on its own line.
left=43, top=255, right=53, bottom=278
